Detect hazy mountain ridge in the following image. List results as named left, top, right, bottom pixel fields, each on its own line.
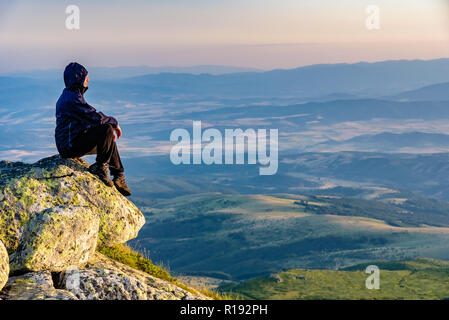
left=1, top=65, right=263, bottom=80
left=387, top=82, right=449, bottom=101
left=312, top=132, right=449, bottom=153
left=117, top=59, right=449, bottom=98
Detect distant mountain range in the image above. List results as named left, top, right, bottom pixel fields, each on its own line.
left=1, top=65, right=263, bottom=80
left=387, top=82, right=449, bottom=101
left=4, top=58, right=449, bottom=99
left=115, top=58, right=449, bottom=98
left=313, top=132, right=449, bottom=153
left=3, top=58, right=449, bottom=164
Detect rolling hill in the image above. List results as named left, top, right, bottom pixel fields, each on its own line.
left=387, top=82, right=449, bottom=101
left=130, top=192, right=449, bottom=281
left=219, top=258, right=449, bottom=300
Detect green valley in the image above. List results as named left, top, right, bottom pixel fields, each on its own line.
left=130, top=192, right=449, bottom=281
left=219, top=258, right=449, bottom=300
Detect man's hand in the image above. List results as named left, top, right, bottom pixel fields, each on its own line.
left=114, top=125, right=122, bottom=140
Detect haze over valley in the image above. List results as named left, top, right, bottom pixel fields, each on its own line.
left=3, top=59, right=449, bottom=295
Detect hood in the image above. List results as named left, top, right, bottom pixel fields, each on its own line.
left=63, top=62, right=88, bottom=92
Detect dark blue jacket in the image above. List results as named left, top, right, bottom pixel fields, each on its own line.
left=55, top=62, right=118, bottom=154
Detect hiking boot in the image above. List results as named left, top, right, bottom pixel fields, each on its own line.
left=88, top=162, right=114, bottom=187
left=113, top=174, right=132, bottom=197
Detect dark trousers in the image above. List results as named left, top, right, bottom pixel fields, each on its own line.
left=61, top=124, right=124, bottom=176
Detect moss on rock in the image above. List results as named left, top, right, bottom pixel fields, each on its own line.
left=0, top=271, right=77, bottom=300
left=0, top=155, right=145, bottom=271
left=10, top=206, right=99, bottom=273
left=0, top=240, right=8, bottom=291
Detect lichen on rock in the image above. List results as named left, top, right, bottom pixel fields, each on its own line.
left=0, top=240, right=8, bottom=292
left=0, top=155, right=210, bottom=300
left=56, top=253, right=209, bottom=300
left=10, top=205, right=99, bottom=273
left=0, top=271, right=77, bottom=300
left=0, top=155, right=145, bottom=270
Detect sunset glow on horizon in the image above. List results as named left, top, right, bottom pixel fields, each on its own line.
left=1, top=0, right=449, bottom=71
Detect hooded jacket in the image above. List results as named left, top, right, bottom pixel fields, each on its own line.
left=55, top=62, right=118, bottom=155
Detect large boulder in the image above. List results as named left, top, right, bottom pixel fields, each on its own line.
left=0, top=271, right=77, bottom=300
left=0, top=155, right=211, bottom=301
left=10, top=206, right=99, bottom=273
left=0, top=253, right=209, bottom=300
left=0, top=241, right=8, bottom=291
left=0, top=155, right=145, bottom=271
left=56, top=253, right=209, bottom=300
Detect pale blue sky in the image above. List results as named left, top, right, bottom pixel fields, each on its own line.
left=1, top=0, right=449, bottom=72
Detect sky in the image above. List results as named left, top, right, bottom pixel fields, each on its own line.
left=1, top=0, right=449, bottom=72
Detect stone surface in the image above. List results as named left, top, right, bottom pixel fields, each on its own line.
left=0, top=241, right=8, bottom=291
left=0, top=271, right=77, bottom=300
left=0, top=155, right=210, bottom=300
left=0, top=254, right=209, bottom=300
left=57, top=253, right=210, bottom=300
left=10, top=206, right=99, bottom=273
left=0, top=155, right=145, bottom=252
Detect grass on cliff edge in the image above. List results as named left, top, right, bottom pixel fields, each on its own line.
left=98, top=244, right=230, bottom=300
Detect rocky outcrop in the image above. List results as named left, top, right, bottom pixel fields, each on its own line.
left=0, top=155, right=208, bottom=300
left=0, top=271, right=77, bottom=300
left=0, top=241, right=8, bottom=292
left=0, top=253, right=208, bottom=300
left=0, top=155, right=145, bottom=272
left=10, top=206, right=99, bottom=272
left=56, top=253, right=208, bottom=300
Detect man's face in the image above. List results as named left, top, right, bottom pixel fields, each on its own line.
left=83, top=75, right=90, bottom=87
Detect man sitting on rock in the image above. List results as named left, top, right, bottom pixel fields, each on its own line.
left=55, top=62, right=131, bottom=196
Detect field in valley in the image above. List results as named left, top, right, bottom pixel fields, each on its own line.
left=130, top=192, right=449, bottom=281
left=219, top=258, right=449, bottom=300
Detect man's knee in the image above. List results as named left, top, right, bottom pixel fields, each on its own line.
left=100, top=124, right=115, bottom=139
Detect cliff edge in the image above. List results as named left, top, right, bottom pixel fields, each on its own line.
left=0, top=155, right=208, bottom=300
